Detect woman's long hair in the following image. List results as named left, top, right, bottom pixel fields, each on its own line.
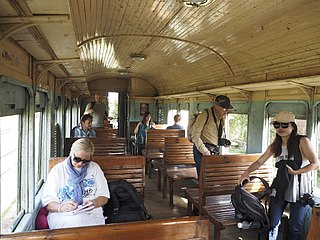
left=141, top=111, right=152, bottom=126
left=271, top=122, right=298, bottom=158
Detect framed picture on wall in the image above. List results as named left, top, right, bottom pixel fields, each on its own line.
left=140, top=103, right=149, bottom=116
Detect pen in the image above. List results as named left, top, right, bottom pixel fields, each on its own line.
left=65, top=192, right=73, bottom=201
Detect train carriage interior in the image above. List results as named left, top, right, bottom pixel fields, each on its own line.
left=0, top=0, right=320, bottom=239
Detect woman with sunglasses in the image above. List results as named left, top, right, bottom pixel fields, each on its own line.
left=42, top=138, right=110, bottom=229
left=239, top=111, right=319, bottom=240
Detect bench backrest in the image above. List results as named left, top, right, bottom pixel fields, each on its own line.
left=93, top=155, right=145, bottom=196
left=130, top=121, right=140, bottom=136
left=164, top=137, right=194, bottom=167
left=0, top=216, right=209, bottom=240
left=199, top=154, right=272, bottom=209
left=145, top=129, right=185, bottom=153
left=49, top=155, right=145, bottom=196
left=64, top=137, right=127, bottom=156
left=94, top=128, right=118, bottom=138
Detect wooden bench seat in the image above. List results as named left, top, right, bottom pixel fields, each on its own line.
left=160, top=137, right=197, bottom=205
left=64, top=137, right=127, bottom=156
left=185, top=154, right=273, bottom=240
left=0, top=216, right=210, bottom=240
left=144, top=129, right=185, bottom=178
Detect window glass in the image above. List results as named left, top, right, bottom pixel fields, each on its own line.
left=35, top=112, right=41, bottom=187
left=226, top=113, right=248, bottom=154
left=0, top=115, right=19, bottom=233
left=108, top=92, right=118, bottom=128
left=167, top=109, right=188, bottom=134
left=316, top=118, right=320, bottom=190
left=179, top=110, right=189, bottom=131
left=167, top=109, right=177, bottom=127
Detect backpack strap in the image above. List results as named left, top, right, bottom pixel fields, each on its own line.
left=211, top=107, right=223, bottom=139
left=244, top=176, right=271, bottom=199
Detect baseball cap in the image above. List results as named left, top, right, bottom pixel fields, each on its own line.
left=273, top=111, right=295, bottom=123
left=215, top=95, right=233, bottom=109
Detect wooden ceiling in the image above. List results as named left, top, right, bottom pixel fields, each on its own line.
left=0, top=0, right=320, bottom=99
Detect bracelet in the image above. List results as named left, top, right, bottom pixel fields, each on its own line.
left=58, top=203, right=65, bottom=213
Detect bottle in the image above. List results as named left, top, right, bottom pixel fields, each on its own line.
left=237, top=221, right=260, bottom=229
left=237, top=221, right=252, bottom=229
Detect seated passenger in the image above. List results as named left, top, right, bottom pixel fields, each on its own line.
left=167, top=114, right=184, bottom=130
left=134, top=111, right=156, bottom=154
left=70, top=114, right=96, bottom=137
left=42, top=138, right=110, bottom=229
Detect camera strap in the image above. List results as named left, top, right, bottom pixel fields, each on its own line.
left=211, top=107, right=223, bottom=139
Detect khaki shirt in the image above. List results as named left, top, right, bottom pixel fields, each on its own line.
left=191, top=107, right=225, bottom=154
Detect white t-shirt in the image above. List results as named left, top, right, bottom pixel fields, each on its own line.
left=42, top=158, right=110, bottom=229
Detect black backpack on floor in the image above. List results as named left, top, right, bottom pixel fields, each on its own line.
left=103, top=179, right=152, bottom=224
left=231, top=176, right=271, bottom=237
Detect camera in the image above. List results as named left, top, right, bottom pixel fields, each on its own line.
left=218, top=138, right=231, bottom=147
left=300, top=193, right=316, bottom=208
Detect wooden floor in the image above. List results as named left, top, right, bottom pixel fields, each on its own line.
left=143, top=169, right=263, bottom=240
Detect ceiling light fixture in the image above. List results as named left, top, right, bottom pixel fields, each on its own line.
left=181, top=0, right=212, bottom=7
left=130, top=53, right=146, bottom=61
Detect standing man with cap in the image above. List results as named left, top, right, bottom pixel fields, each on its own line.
left=191, top=95, right=233, bottom=177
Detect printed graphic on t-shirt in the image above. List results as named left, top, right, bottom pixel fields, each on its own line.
left=58, top=177, right=96, bottom=202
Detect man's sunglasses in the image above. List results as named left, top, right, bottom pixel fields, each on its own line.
left=273, top=122, right=290, bottom=129
left=73, top=156, right=91, bottom=164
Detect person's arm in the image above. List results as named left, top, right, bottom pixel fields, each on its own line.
left=46, top=200, right=78, bottom=213
left=89, top=196, right=108, bottom=208
left=70, top=127, right=76, bottom=137
left=91, top=129, right=96, bottom=137
left=134, top=122, right=141, bottom=134
left=150, top=121, right=156, bottom=129
left=239, top=145, right=273, bottom=184
left=85, top=102, right=94, bottom=114
left=287, top=137, right=320, bottom=175
left=191, top=111, right=210, bottom=155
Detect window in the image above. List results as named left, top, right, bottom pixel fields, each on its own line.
left=0, top=115, right=20, bottom=233
left=167, top=109, right=177, bottom=127
left=34, top=112, right=42, bottom=188
left=316, top=117, right=320, bottom=190
left=226, top=113, right=248, bottom=154
left=108, top=92, right=118, bottom=128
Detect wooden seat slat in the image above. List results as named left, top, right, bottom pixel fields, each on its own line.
left=0, top=216, right=210, bottom=240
